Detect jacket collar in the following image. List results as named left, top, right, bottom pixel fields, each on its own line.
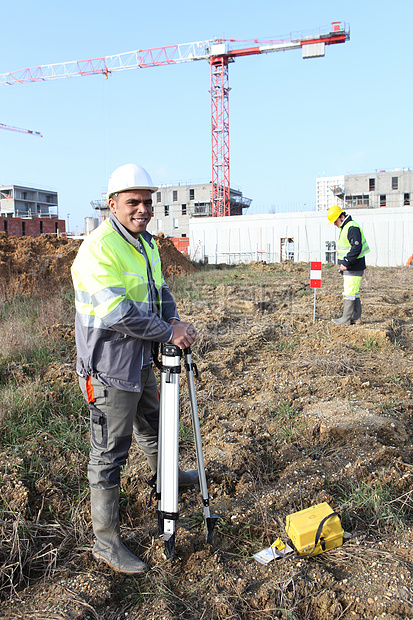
left=109, top=214, right=154, bottom=250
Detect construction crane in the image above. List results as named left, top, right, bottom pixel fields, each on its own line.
left=0, top=22, right=349, bottom=216
left=0, top=122, right=42, bottom=137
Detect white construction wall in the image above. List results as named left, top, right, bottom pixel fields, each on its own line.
left=189, top=207, right=413, bottom=267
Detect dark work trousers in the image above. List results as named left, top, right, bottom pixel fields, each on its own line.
left=79, top=365, right=159, bottom=489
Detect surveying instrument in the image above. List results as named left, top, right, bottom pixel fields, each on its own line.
left=154, top=343, right=218, bottom=559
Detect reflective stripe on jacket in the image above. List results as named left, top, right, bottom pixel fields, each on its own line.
left=337, top=218, right=370, bottom=263
left=71, top=218, right=176, bottom=392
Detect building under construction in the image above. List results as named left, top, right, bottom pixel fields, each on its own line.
left=0, top=184, right=65, bottom=237
left=316, top=169, right=413, bottom=212
left=148, top=181, right=251, bottom=238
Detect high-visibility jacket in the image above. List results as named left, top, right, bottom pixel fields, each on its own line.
left=71, top=218, right=177, bottom=392
left=337, top=216, right=370, bottom=271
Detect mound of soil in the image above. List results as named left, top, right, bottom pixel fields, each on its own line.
left=0, top=232, right=81, bottom=293
left=154, top=233, right=198, bottom=277
left=0, top=230, right=196, bottom=293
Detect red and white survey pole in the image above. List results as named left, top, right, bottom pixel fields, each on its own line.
left=310, top=261, right=322, bottom=323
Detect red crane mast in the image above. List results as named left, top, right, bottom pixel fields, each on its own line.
left=0, top=22, right=349, bottom=216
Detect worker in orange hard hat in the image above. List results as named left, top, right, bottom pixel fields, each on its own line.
left=327, top=205, right=370, bottom=325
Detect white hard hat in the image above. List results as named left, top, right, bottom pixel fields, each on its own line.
left=107, top=163, right=158, bottom=199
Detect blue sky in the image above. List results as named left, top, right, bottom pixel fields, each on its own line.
left=0, top=0, right=412, bottom=232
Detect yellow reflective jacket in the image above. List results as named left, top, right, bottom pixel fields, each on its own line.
left=337, top=216, right=370, bottom=271
left=71, top=218, right=177, bottom=391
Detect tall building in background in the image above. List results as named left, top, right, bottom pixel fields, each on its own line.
left=316, top=169, right=412, bottom=211
left=316, top=175, right=345, bottom=212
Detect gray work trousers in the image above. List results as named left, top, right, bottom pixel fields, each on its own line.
left=79, top=365, right=159, bottom=489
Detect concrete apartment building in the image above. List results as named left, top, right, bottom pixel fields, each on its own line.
left=146, top=181, right=252, bottom=238
left=316, top=169, right=413, bottom=211
left=0, top=184, right=64, bottom=236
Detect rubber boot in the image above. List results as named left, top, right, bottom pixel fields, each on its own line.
left=146, top=454, right=199, bottom=487
left=351, top=298, right=362, bottom=323
left=332, top=299, right=356, bottom=325
left=178, top=468, right=199, bottom=487
left=90, top=487, right=148, bottom=574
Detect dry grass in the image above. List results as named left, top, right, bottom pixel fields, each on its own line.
left=301, top=353, right=360, bottom=376
left=0, top=288, right=74, bottom=362
left=0, top=510, right=90, bottom=598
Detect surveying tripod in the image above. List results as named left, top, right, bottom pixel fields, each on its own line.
left=155, top=343, right=218, bottom=559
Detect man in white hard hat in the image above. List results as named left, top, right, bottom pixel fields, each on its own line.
left=71, top=163, right=198, bottom=575
left=327, top=205, right=370, bottom=325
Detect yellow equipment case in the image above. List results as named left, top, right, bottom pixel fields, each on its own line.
left=285, top=502, right=343, bottom=557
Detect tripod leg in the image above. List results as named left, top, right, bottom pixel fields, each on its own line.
left=158, top=344, right=181, bottom=559
left=184, top=348, right=219, bottom=543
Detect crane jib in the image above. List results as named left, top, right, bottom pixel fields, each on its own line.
left=0, top=21, right=349, bottom=215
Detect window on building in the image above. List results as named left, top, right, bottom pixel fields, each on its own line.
left=181, top=233, right=187, bottom=237
left=40, top=221, right=43, bottom=234
left=164, top=205, right=169, bottom=216
left=55, top=222, right=59, bottom=233
left=280, top=237, right=294, bottom=261
left=173, top=190, right=178, bottom=202
left=3, top=219, right=7, bottom=234
left=189, top=188, right=195, bottom=200
left=380, top=194, right=386, bottom=207
left=22, top=221, right=26, bottom=236
left=345, top=195, right=369, bottom=208
left=173, top=218, right=179, bottom=229
left=325, top=241, right=336, bottom=264
left=157, top=219, right=163, bottom=231
left=404, top=193, right=410, bottom=206
left=181, top=204, right=187, bottom=215
left=392, top=176, right=398, bottom=190
left=156, top=192, right=161, bottom=203
left=369, top=178, right=375, bottom=191
left=194, top=202, right=211, bottom=215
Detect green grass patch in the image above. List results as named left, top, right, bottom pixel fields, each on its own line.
left=337, top=479, right=410, bottom=533
left=179, top=420, right=194, bottom=446
left=277, top=338, right=298, bottom=352
left=362, top=336, right=381, bottom=352
left=0, top=378, right=88, bottom=454
left=379, top=399, right=403, bottom=416
left=270, top=401, right=302, bottom=443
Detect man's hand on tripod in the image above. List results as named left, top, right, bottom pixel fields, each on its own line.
left=169, top=319, right=197, bottom=349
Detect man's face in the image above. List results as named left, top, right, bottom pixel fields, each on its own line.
left=333, top=215, right=343, bottom=228
left=108, top=189, right=152, bottom=238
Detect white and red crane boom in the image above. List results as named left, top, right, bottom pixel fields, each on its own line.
left=0, top=122, right=42, bottom=137
left=0, top=22, right=349, bottom=216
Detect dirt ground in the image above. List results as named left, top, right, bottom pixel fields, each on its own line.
left=0, top=233, right=413, bottom=619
